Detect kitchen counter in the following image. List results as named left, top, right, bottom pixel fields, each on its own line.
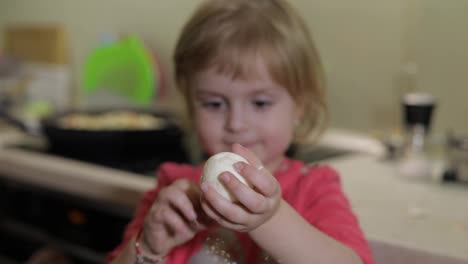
left=331, top=155, right=468, bottom=263
left=0, top=127, right=155, bottom=209
left=0, top=127, right=467, bottom=263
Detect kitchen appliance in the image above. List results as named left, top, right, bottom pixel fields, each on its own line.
left=0, top=109, right=191, bottom=263
left=0, top=111, right=191, bottom=263
left=0, top=176, right=133, bottom=264
left=397, top=92, right=436, bottom=180
left=0, top=139, right=189, bottom=263
left=443, top=133, right=468, bottom=183
left=402, top=92, right=436, bottom=152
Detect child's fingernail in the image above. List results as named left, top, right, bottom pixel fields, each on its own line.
left=201, top=182, right=208, bottom=193
left=233, top=162, right=244, bottom=172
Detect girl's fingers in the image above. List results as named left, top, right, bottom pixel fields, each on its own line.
left=231, top=143, right=278, bottom=197
left=219, top=171, right=268, bottom=213
left=234, top=161, right=278, bottom=198
left=160, top=207, right=195, bottom=240
left=200, top=199, right=247, bottom=231
left=200, top=182, right=248, bottom=225
left=160, top=181, right=198, bottom=222
left=170, top=194, right=197, bottom=221
left=200, top=196, right=228, bottom=226
left=232, top=143, right=262, bottom=168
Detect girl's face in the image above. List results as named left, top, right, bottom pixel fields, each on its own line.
left=191, top=60, right=301, bottom=172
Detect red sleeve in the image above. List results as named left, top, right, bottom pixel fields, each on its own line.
left=106, top=162, right=198, bottom=263
left=298, top=166, right=375, bottom=264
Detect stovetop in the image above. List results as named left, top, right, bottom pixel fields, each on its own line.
left=0, top=134, right=191, bottom=263
left=0, top=138, right=190, bottom=264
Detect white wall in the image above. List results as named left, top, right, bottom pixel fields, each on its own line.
left=413, top=0, right=468, bottom=135
left=296, top=1, right=406, bottom=133
left=0, top=0, right=466, bottom=136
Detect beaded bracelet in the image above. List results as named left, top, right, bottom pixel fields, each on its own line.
left=135, top=229, right=165, bottom=264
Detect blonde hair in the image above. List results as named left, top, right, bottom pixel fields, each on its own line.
left=174, top=0, right=328, bottom=142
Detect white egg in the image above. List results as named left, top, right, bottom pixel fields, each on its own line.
left=200, top=152, right=251, bottom=201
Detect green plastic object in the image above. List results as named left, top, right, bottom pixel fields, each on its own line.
left=82, top=35, right=156, bottom=105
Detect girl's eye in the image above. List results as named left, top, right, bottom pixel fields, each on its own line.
left=201, top=100, right=224, bottom=110
left=253, top=100, right=272, bottom=109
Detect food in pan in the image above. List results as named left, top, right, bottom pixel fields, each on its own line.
left=57, top=111, right=164, bottom=130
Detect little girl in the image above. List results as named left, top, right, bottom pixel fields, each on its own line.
left=108, top=0, right=374, bottom=263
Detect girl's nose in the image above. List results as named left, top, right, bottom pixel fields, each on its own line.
left=226, top=104, right=248, bottom=132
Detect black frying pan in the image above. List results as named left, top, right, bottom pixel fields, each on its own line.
left=1, top=108, right=190, bottom=165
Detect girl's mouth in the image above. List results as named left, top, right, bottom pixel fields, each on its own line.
left=237, top=142, right=257, bottom=150
left=225, top=141, right=256, bottom=149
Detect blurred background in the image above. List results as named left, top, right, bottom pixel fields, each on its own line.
left=0, top=0, right=466, bottom=137
left=0, top=1, right=467, bottom=264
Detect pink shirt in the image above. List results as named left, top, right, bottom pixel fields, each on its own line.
left=108, top=158, right=375, bottom=264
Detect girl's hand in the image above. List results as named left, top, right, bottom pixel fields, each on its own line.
left=200, top=144, right=282, bottom=232
left=140, top=179, right=210, bottom=256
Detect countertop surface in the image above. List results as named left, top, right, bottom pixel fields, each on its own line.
left=0, top=126, right=467, bottom=262
left=330, top=155, right=468, bottom=261
left=0, top=125, right=155, bottom=208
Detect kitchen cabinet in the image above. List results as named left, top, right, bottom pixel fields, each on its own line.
left=0, top=127, right=157, bottom=263
left=0, top=176, right=132, bottom=264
